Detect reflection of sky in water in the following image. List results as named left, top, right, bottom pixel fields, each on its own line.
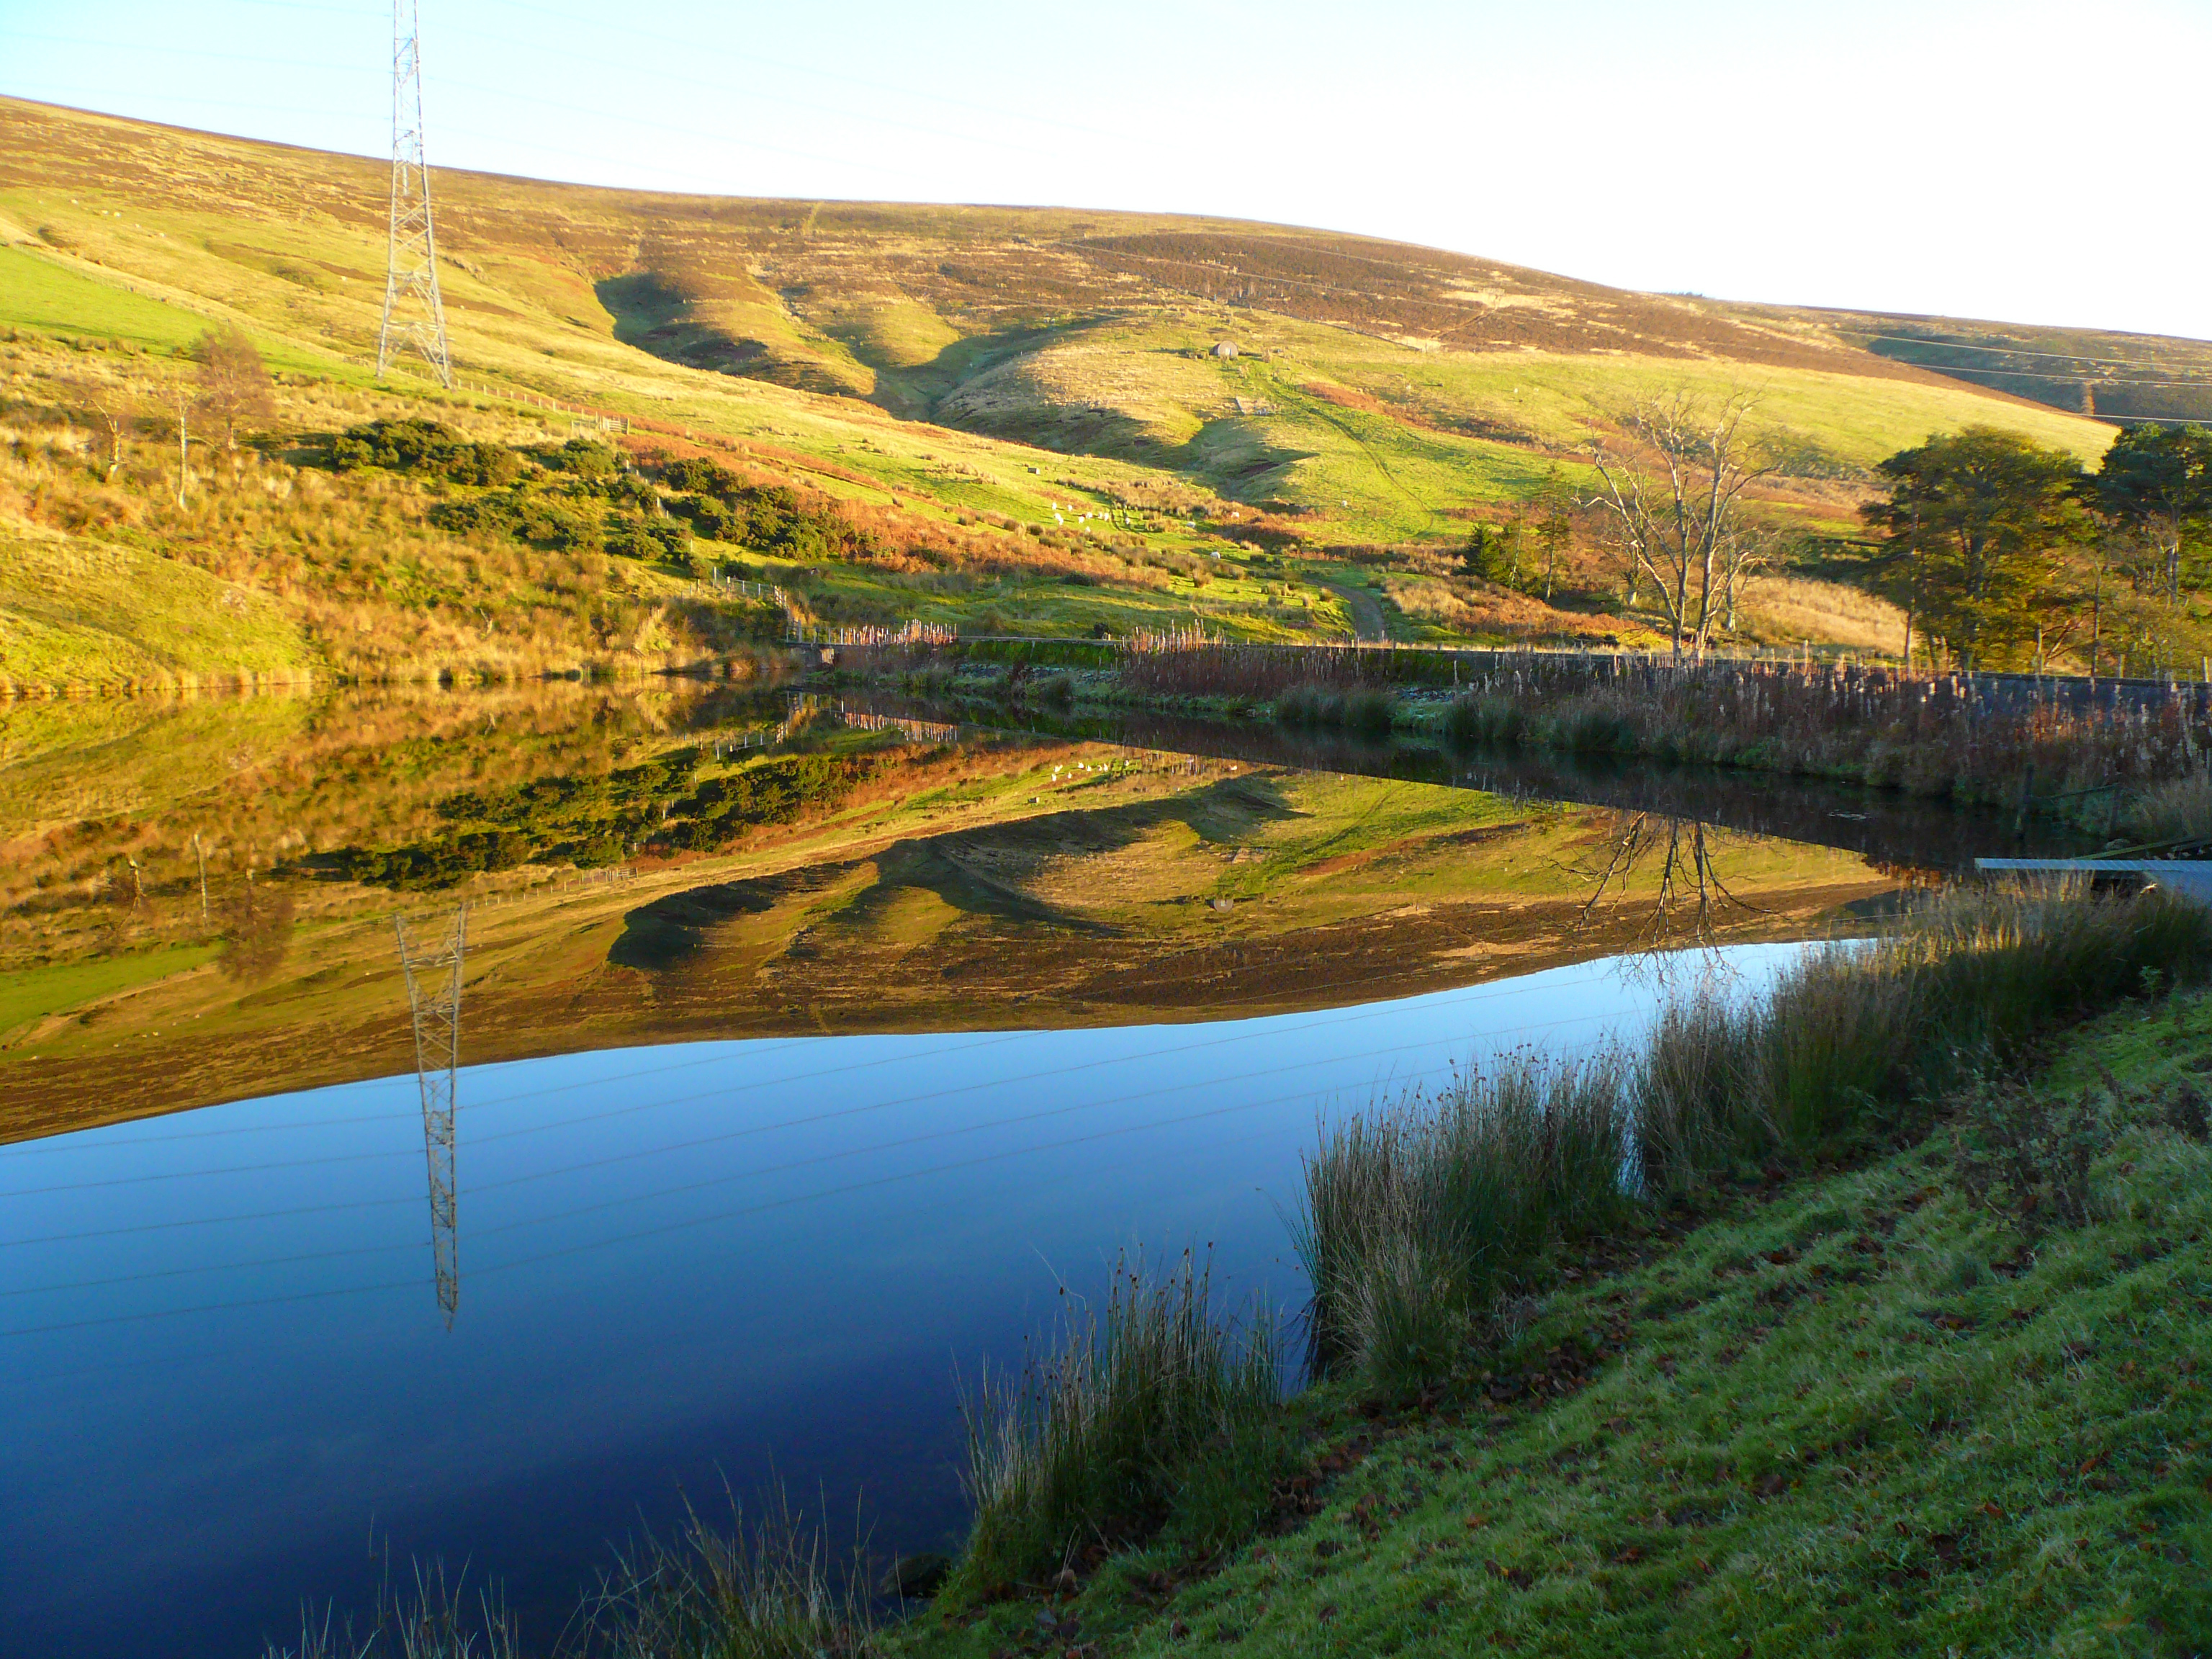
left=1, top=944, right=1802, bottom=1658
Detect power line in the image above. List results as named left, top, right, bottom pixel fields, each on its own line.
left=0, top=1028, right=1026, bottom=1159
left=0, top=30, right=354, bottom=71
left=427, top=24, right=1053, bottom=163
left=0, top=1003, right=1640, bottom=1337
left=1880, top=363, right=2212, bottom=392
left=1, top=84, right=382, bottom=121
left=0, top=1005, right=1622, bottom=1305
left=0, top=1190, right=421, bottom=1251
left=4, top=29, right=1070, bottom=184
left=418, top=74, right=938, bottom=186
left=4, top=941, right=1789, bottom=1314
left=1, top=950, right=1729, bottom=1202
left=463, top=0, right=1147, bottom=145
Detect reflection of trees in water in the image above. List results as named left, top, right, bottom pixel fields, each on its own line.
left=217, top=877, right=295, bottom=981
left=1572, top=813, right=1763, bottom=944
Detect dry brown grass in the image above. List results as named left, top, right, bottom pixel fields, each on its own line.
left=1737, top=574, right=1907, bottom=653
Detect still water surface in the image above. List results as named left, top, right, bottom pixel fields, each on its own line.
left=9, top=950, right=1795, bottom=1656
left=0, top=687, right=1973, bottom=1656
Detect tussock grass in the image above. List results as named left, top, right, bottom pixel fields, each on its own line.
left=2119, top=769, right=2212, bottom=843
left=1005, top=1032, right=2212, bottom=1658
left=1272, top=682, right=1400, bottom=733
left=1299, top=881, right=2212, bottom=1390
left=1295, top=1051, right=1634, bottom=1390
left=948, top=1251, right=1283, bottom=1602
left=579, top=1496, right=877, bottom=1659
left=261, top=1502, right=873, bottom=1659
left=1737, top=572, right=1907, bottom=652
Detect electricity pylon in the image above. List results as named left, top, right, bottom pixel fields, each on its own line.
left=395, top=907, right=466, bottom=1322
left=375, top=0, right=454, bottom=388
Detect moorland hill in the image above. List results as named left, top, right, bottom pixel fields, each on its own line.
left=0, top=96, right=2172, bottom=683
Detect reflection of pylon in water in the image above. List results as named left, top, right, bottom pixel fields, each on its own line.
left=395, top=907, right=466, bottom=1323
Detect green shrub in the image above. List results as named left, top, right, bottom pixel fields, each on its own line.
left=604, top=513, right=691, bottom=561
left=1341, top=686, right=1398, bottom=735
left=1551, top=697, right=1637, bottom=753
left=329, top=418, right=520, bottom=485
left=1950, top=1074, right=2116, bottom=1230
left=534, top=436, right=621, bottom=479
left=1274, top=683, right=1343, bottom=727
left=425, top=494, right=520, bottom=537
left=1443, top=694, right=1526, bottom=747
left=658, top=457, right=745, bottom=497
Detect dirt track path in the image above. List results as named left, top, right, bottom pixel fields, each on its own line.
left=1313, top=578, right=1389, bottom=642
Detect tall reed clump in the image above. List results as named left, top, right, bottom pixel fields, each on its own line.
left=2120, top=770, right=2212, bottom=844
left=580, top=1495, right=877, bottom=1659
left=1435, top=653, right=2212, bottom=806
left=1635, top=880, right=2212, bottom=1192
left=1300, top=881, right=2212, bottom=1390
left=1293, top=1052, right=1635, bottom=1390
left=1119, top=638, right=1425, bottom=701
left=1274, top=682, right=1399, bottom=733
left=947, top=1251, right=1282, bottom=1601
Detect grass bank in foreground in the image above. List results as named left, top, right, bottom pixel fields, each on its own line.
left=901, top=1002, right=2211, bottom=1658
left=882, top=884, right=2212, bottom=1659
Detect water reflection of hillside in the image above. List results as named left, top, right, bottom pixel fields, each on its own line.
left=0, top=690, right=1901, bottom=1141
left=876, top=698, right=2100, bottom=871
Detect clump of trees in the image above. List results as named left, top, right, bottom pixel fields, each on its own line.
left=324, top=421, right=687, bottom=561
left=1863, top=423, right=2212, bottom=673
left=654, top=456, right=884, bottom=562
left=1581, top=386, right=2212, bottom=674
left=1462, top=467, right=1574, bottom=601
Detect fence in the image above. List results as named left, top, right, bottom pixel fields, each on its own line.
left=841, top=708, right=963, bottom=745
left=789, top=619, right=959, bottom=647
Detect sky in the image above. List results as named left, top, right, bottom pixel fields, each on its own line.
left=4, top=0, right=2208, bottom=341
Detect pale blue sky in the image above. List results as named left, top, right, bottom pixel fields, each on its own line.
left=4, top=0, right=2206, bottom=339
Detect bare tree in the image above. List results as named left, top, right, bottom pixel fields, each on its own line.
left=192, top=323, right=275, bottom=455
left=71, top=375, right=141, bottom=480
left=1586, top=390, right=1775, bottom=657
left=1573, top=811, right=1763, bottom=945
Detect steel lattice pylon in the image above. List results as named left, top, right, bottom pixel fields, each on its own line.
left=376, top=0, right=454, bottom=388
left=395, top=908, right=466, bottom=1321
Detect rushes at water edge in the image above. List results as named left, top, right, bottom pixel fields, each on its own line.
left=1299, top=879, right=2212, bottom=1390
left=949, top=1250, right=1283, bottom=1601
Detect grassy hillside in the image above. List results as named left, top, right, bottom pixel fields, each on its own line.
left=0, top=520, right=314, bottom=694
left=1755, top=301, right=2212, bottom=428
left=0, top=96, right=2131, bottom=670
